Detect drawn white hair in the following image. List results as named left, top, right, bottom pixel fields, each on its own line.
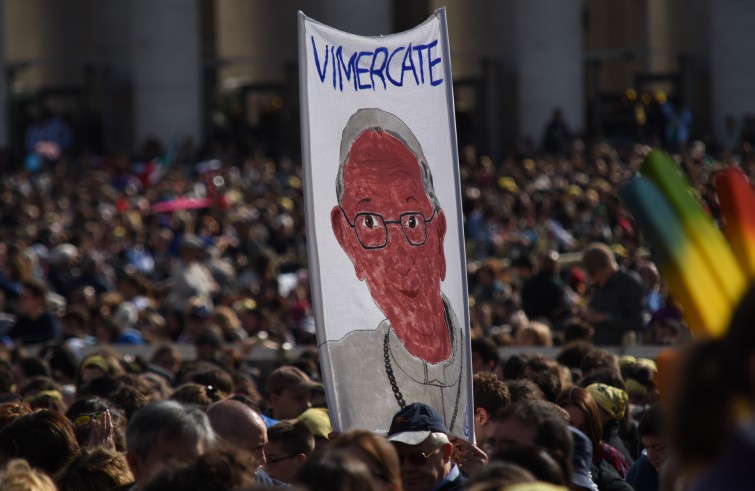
left=335, top=108, right=441, bottom=212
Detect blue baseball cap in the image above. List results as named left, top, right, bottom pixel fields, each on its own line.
left=387, top=403, right=448, bottom=445
left=569, top=427, right=599, bottom=491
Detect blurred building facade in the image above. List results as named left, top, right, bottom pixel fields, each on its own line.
left=0, top=0, right=753, bottom=160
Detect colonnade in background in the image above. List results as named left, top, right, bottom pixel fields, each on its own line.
left=435, top=0, right=583, bottom=153
left=0, top=0, right=752, bottom=151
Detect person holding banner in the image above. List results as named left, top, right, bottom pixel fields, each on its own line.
left=328, top=108, right=465, bottom=435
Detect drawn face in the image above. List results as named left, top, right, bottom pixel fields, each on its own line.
left=332, top=130, right=447, bottom=343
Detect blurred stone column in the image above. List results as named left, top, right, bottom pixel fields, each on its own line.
left=430, top=0, right=516, bottom=159
left=515, top=0, right=584, bottom=148
left=710, top=0, right=755, bottom=143
left=215, top=0, right=299, bottom=84
left=131, top=0, right=202, bottom=147
left=312, top=0, right=391, bottom=36
left=0, top=0, right=7, bottom=148
left=215, top=0, right=391, bottom=85
left=432, top=0, right=582, bottom=154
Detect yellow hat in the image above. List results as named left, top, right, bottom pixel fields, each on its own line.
left=81, top=355, right=110, bottom=375
left=297, top=407, right=332, bottom=439
left=498, top=176, right=518, bottom=192
left=618, top=356, right=637, bottom=369
left=636, top=358, right=657, bottom=373
left=587, top=383, right=629, bottom=420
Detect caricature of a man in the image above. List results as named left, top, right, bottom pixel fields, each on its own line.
left=326, top=108, right=466, bottom=435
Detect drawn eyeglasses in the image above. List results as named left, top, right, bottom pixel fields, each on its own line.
left=340, top=207, right=436, bottom=250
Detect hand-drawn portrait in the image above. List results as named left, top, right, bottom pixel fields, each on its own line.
left=325, top=108, right=465, bottom=434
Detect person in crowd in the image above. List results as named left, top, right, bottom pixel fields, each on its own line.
left=523, top=355, right=563, bottom=403
left=568, top=427, right=599, bottom=491
left=206, top=398, right=286, bottom=486
left=585, top=383, right=634, bottom=465
left=556, top=341, right=594, bottom=382
left=169, top=235, right=218, bottom=314
left=122, top=400, right=216, bottom=490
left=626, top=404, right=669, bottom=491
left=169, top=383, right=219, bottom=409
left=263, top=421, right=314, bottom=484
left=521, top=250, right=570, bottom=324
left=56, top=447, right=133, bottom=491
left=265, top=365, right=320, bottom=420
left=580, top=243, right=645, bottom=345
left=293, top=451, right=379, bottom=491
left=327, top=429, right=403, bottom=491
left=12, top=356, right=51, bottom=390
left=296, top=407, right=334, bottom=454
left=506, top=379, right=546, bottom=404
left=542, top=108, right=573, bottom=155
left=147, top=344, right=181, bottom=383
left=556, top=387, right=629, bottom=478
left=387, top=402, right=469, bottom=491
left=6, top=279, right=60, bottom=345
left=0, top=459, right=57, bottom=491
left=0, top=401, right=32, bottom=430
left=0, top=408, right=80, bottom=475
left=66, top=398, right=125, bottom=452
left=471, top=337, right=500, bottom=374
left=142, top=446, right=257, bottom=491
left=472, top=371, right=511, bottom=445
left=78, top=352, right=126, bottom=383
left=488, top=400, right=573, bottom=485
left=515, top=322, right=554, bottom=348
left=466, top=461, right=538, bottom=489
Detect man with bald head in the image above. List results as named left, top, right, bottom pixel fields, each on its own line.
left=327, top=108, right=467, bottom=437
left=207, top=399, right=286, bottom=486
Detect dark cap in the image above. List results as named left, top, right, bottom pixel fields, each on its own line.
left=265, top=365, right=322, bottom=395
left=569, top=427, right=598, bottom=491
left=387, top=402, right=447, bottom=445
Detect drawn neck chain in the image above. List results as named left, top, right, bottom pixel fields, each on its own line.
left=383, top=331, right=463, bottom=432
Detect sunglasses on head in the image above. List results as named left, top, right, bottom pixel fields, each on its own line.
left=74, top=412, right=104, bottom=426
left=398, top=446, right=442, bottom=467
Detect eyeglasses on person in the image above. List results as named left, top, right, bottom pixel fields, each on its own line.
left=339, top=206, right=437, bottom=250
left=398, top=446, right=442, bottom=467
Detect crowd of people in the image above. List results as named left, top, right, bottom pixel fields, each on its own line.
left=1, top=309, right=754, bottom=491
left=0, top=112, right=755, bottom=490
left=2, top=133, right=726, bottom=353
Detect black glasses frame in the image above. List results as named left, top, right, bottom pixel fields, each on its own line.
left=339, top=206, right=436, bottom=250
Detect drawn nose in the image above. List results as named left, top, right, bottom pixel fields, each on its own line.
left=390, top=251, right=413, bottom=275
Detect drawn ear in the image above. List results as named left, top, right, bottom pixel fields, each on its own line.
left=436, top=210, right=447, bottom=281
left=332, top=206, right=366, bottom=280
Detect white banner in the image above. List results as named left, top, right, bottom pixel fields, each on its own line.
left=298, top=8, right=473, bottom=441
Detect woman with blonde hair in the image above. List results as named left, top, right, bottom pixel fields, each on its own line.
left=0, top=459, right=57, bottom=491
